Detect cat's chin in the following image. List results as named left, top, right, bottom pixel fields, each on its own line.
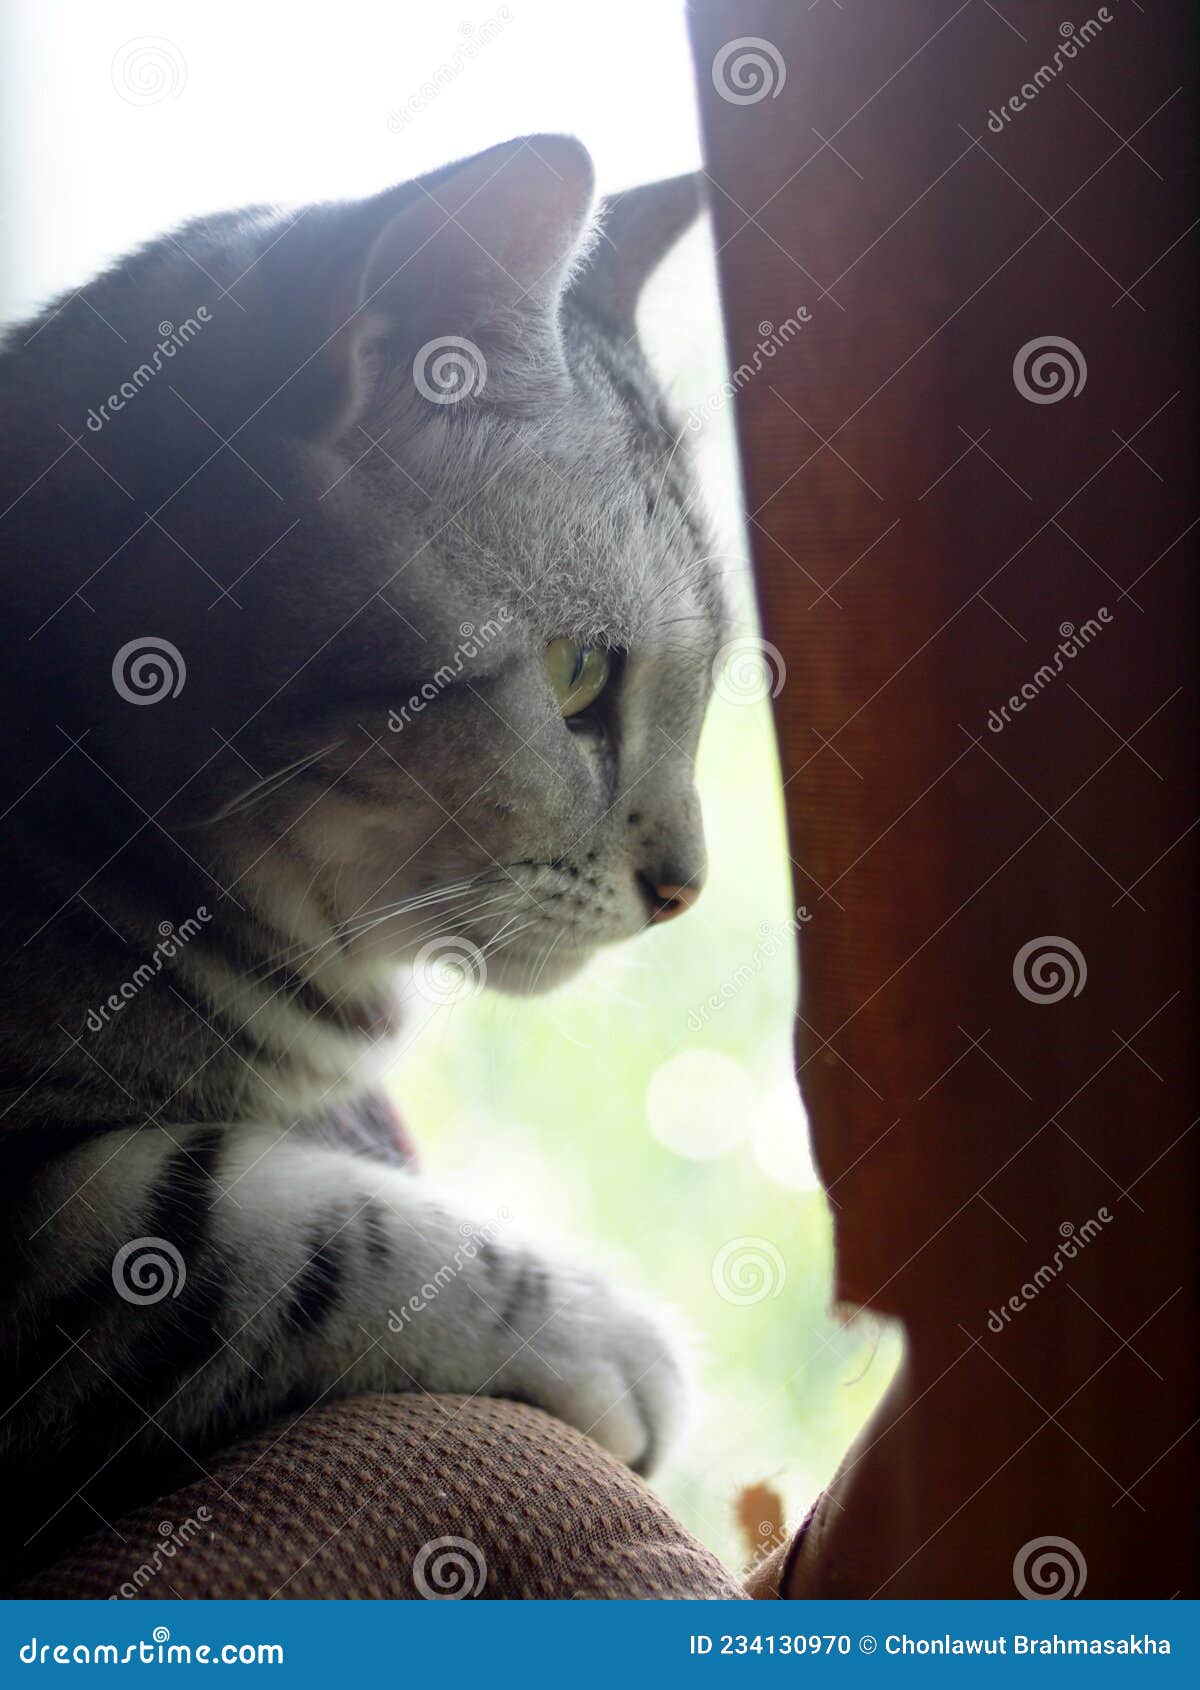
left=482, top=942, right=592, bottom=998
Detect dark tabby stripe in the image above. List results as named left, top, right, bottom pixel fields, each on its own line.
left=110, top=1126, right=230, bottom=1409
left=285, top=1225, right=346, bottom=1333
left=499, top=1256, right=547, bottom=1330
left=361, top=1201, right=393, bottom=1265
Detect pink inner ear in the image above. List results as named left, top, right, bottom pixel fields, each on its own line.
left=362, top=134, right=596, bottom=329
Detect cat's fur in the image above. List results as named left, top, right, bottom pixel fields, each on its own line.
left=0, top=135, right=721, bottom=1568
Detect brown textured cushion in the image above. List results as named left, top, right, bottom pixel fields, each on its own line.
left=9, top=1395, right=745, bottom=1600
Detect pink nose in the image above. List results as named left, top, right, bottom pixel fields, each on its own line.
left=647, top=881, right=702, bottom=924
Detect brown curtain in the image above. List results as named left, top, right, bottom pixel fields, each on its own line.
left=688, top=0, right=1197, bottom=1597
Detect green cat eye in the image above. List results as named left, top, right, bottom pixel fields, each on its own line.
left=544, top=638, right=611, bottom=719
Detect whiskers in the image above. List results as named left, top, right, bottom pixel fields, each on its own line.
left=200, top=872, right=519, bottom=1020
left=472, top=910, right=543, bottom=976
left=272, top=877, right=506, bottom=979
left=191, top=742, right=344, bottom=828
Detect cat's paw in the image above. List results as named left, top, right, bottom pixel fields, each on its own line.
left=492, top=1267, right=687, bottom=1476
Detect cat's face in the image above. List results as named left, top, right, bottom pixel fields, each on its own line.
left=212, top=302, right=720, bottom=998
left=2, top=137, right=722, bottom=1001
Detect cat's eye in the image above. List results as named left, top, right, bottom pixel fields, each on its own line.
left=544, top=638, right=611, bottom=720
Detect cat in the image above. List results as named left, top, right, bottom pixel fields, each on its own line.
left=0, top=134, right=723, bottom=1570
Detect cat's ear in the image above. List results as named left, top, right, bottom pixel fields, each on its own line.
left=321, top=134, right=595, bottom=430
left=567, top=174, right=703, bottom=336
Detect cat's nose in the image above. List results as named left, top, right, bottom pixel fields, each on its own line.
left=641, top=876, right=703, bottom=924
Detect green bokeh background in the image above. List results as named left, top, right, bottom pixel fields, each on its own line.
left=385, top=681, right=900, bottom=1570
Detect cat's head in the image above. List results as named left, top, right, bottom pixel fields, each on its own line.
left=2, top=136, right=724, bottom=1003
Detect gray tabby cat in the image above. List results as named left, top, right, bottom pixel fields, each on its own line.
left=0, top=135, right=722, bottom=1564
